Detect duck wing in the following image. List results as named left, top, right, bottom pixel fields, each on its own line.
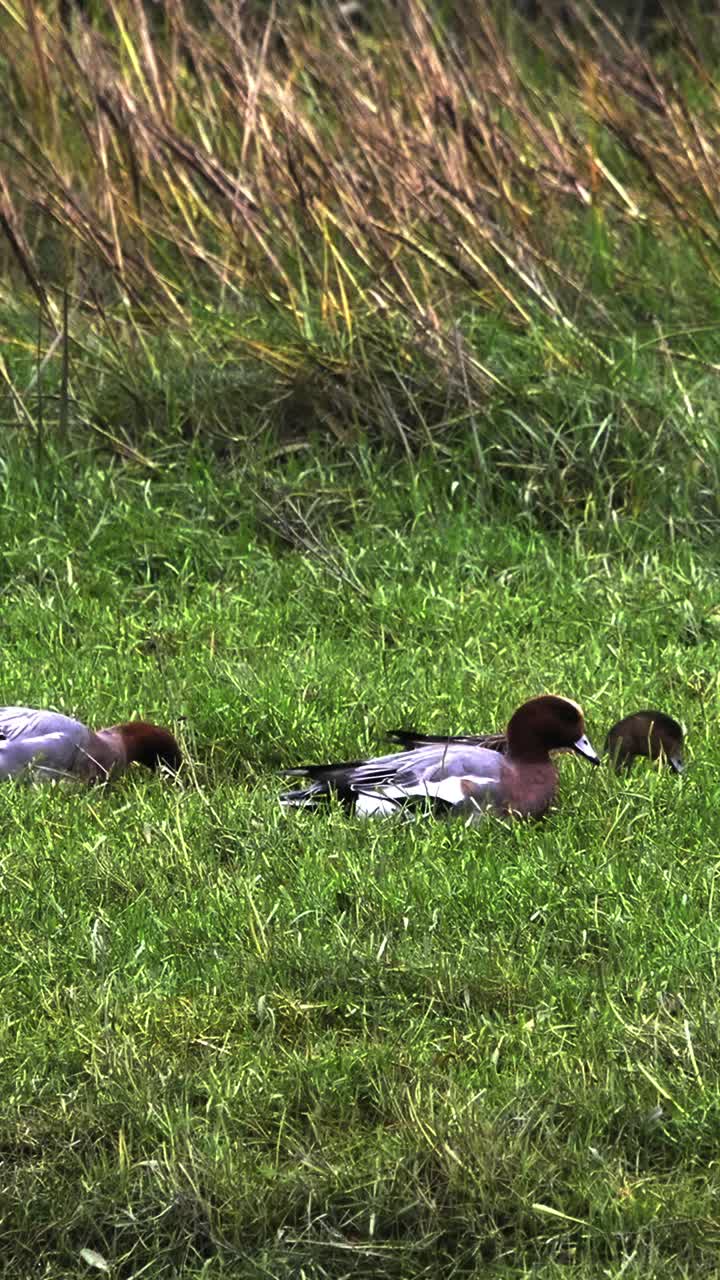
left=285, top=741, right=504, bottom=788
left=387, top=728, right=508, bottom=753
left=353, top=771, right=501, bottom=818
left=0, top=708, right=92, bottom=779
left=0, top=731, right=79, bottom=778
left=0, top=707, right=89, bottom=741
left=281, top=742, right=505, bottom=812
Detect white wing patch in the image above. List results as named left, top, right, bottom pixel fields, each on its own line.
left=351, top=773, right=501, bottom=820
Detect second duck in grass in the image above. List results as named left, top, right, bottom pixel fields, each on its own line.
left=0, top=707, right=182, bottom=782
left=391, top=707, right=684, bottom=775
left=281, top=694, right=600, bottom=820
left=605, top=710, right=684, bottom=774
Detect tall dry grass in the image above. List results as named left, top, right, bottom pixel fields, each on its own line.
left=2, top=1, right=720, bottom=520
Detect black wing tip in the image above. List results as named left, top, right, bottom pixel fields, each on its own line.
left=280, top=783, right=360, bottom=813
left=387, top=728, right=508, bottom=753
left=282, top=758, right=369, bottom=780
left=280, top=791, right=323, bottom=808
left=386, top=732, right=420, bottom=747
left=386, top=728, right=442, bottom=747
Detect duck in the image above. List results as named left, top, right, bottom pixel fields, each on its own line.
left=281, top=694, right=600, bottom=820
left=605, top=710, right=684, bottom=774
left=0, top=707, right=182, bottom=782
left=391, top=707, right=684, bottom=775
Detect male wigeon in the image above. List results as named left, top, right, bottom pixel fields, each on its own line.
left=281, top=694, right=600, bottom=820
left=0, top=707, right=182, bottom=782
left=392, top=706, right=684, bottom=775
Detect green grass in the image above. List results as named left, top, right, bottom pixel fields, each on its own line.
left=2, top=441, right=720, bottom=1277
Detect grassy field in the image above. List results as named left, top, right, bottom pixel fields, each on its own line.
left=2, top=442, right=720, bottom=1277
left=4, top=0, right=720, bottom=1275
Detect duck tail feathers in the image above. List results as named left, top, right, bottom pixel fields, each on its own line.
left=282, top=758, right=367, bottom=782
left=279, top=784, right=327, bottom=809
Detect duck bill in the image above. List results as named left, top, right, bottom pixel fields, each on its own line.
left=669, top=755, right=684, bottom=775
left=573, top=734, right=601, bottom=765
